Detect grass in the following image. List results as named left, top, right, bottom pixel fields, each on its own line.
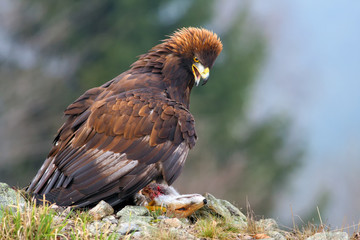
left=147, top=205, right=167, bottom=219
left=286, top=206, right=330, bottom=239
left=0, top=195, right=117, bottom=240
left=0, top=198, right=65, bottom=239
left=193, top=215, right=243, bottom=239
left=145, top=227, right=184, bottom=240
left=1, top=190, right=358, bottom=240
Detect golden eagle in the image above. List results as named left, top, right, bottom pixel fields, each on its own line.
left=27, top=27, right=222, bottom=208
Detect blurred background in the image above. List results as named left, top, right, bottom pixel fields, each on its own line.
left=0, top=0, right=359, bottom=229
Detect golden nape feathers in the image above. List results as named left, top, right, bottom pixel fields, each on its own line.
left=164, top=27, right=223, bottom=62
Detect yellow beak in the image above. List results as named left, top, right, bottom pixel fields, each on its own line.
left=192, top=62, right=210, bottom=86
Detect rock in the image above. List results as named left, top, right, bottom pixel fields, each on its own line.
left=88, top=200, right=114, bottom=220
left=60, top=219, right=75, bottom=234
left=0, top=182, right=26, bottom=218
left=114, top=206, right=153, bottom=236
left=142, top=226, right=197, bottom=240
left=51, top=205, right=72, bottom=217
left=116, top=205, right=153, bottom=224
left=87, top=220, right=104, bottom=235
left=132, top=231, right=142, bottom=238
left=178, top=217, right=191, bottom=225
left=202, top=193, right=246, bottom=218
left=116, top=222, right=144, bottom=235
left=196, top=193, right=247, bottom=228
left=87, top=220, right=117, bottom=235
left=257, top=218, right=278, bottom=232
left=161, top=218, right=183, bottom=228
left=167, top=227, right=197, bottom=240
left=50, top=204, right=64, bottom=212
left=307, top=232, right=349, bottom=240
left=268, top=230, right=286, bottom=240
left=102, top=215, right=118, bottom=225
left=116, top=205, right=150, bottom=218
left=61, top=207, right=72, bottom=217
left=156, top=215, right=169, bottom=220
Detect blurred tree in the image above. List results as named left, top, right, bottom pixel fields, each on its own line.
left=176, top=12, right=302, bottom=214
left=0, top=0, right=301, bottom=215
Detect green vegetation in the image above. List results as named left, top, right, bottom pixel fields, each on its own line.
left=1, top=200, right=62, bottom=239
left=194, top=215, right=243, bottom=239
left=145, top=228, right=184, bottom=240
left=0, top=199, right=119, bottom=240
left=1, top=193, right=354, bottom=240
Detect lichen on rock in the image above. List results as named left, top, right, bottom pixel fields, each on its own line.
left=0, top=182, right=26, bottom=218
left=88, top=200, right=114, bottom=220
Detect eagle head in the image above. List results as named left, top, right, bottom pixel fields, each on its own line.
left=165, top=27, right=223, bottom=86
left=130, top=27, right=222, bottom=106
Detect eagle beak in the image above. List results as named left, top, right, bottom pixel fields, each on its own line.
left=192, top=62, right=210, bottom=86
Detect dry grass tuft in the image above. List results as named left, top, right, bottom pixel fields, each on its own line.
left=0, top=194, right=116, bottom=240
left=0, top=197, right=65, bottom=239
left=193, top=215, right=243, bottom=240
left=145, top=227, right=183, bottom=240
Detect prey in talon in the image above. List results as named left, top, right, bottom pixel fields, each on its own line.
left=135, top=182, right=207, bottom=218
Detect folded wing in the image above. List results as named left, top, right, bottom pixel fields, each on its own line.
left=28, top=88, right=196, bottom=207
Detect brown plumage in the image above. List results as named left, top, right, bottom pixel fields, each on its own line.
left=27, top=27, right=222, bottom=208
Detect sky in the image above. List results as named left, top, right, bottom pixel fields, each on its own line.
left=245, top=0, right=360, bottom=228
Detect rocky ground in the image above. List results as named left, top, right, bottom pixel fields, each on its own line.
left=0, top=182, right=354, bottom=239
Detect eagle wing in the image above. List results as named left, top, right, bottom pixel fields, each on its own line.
left=28, top=88, right=196, bottom=207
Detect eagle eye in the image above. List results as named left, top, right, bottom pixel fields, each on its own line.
left=193, top=56, right=199, bottom=63
left=176, top=207, right=187, bottom=211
